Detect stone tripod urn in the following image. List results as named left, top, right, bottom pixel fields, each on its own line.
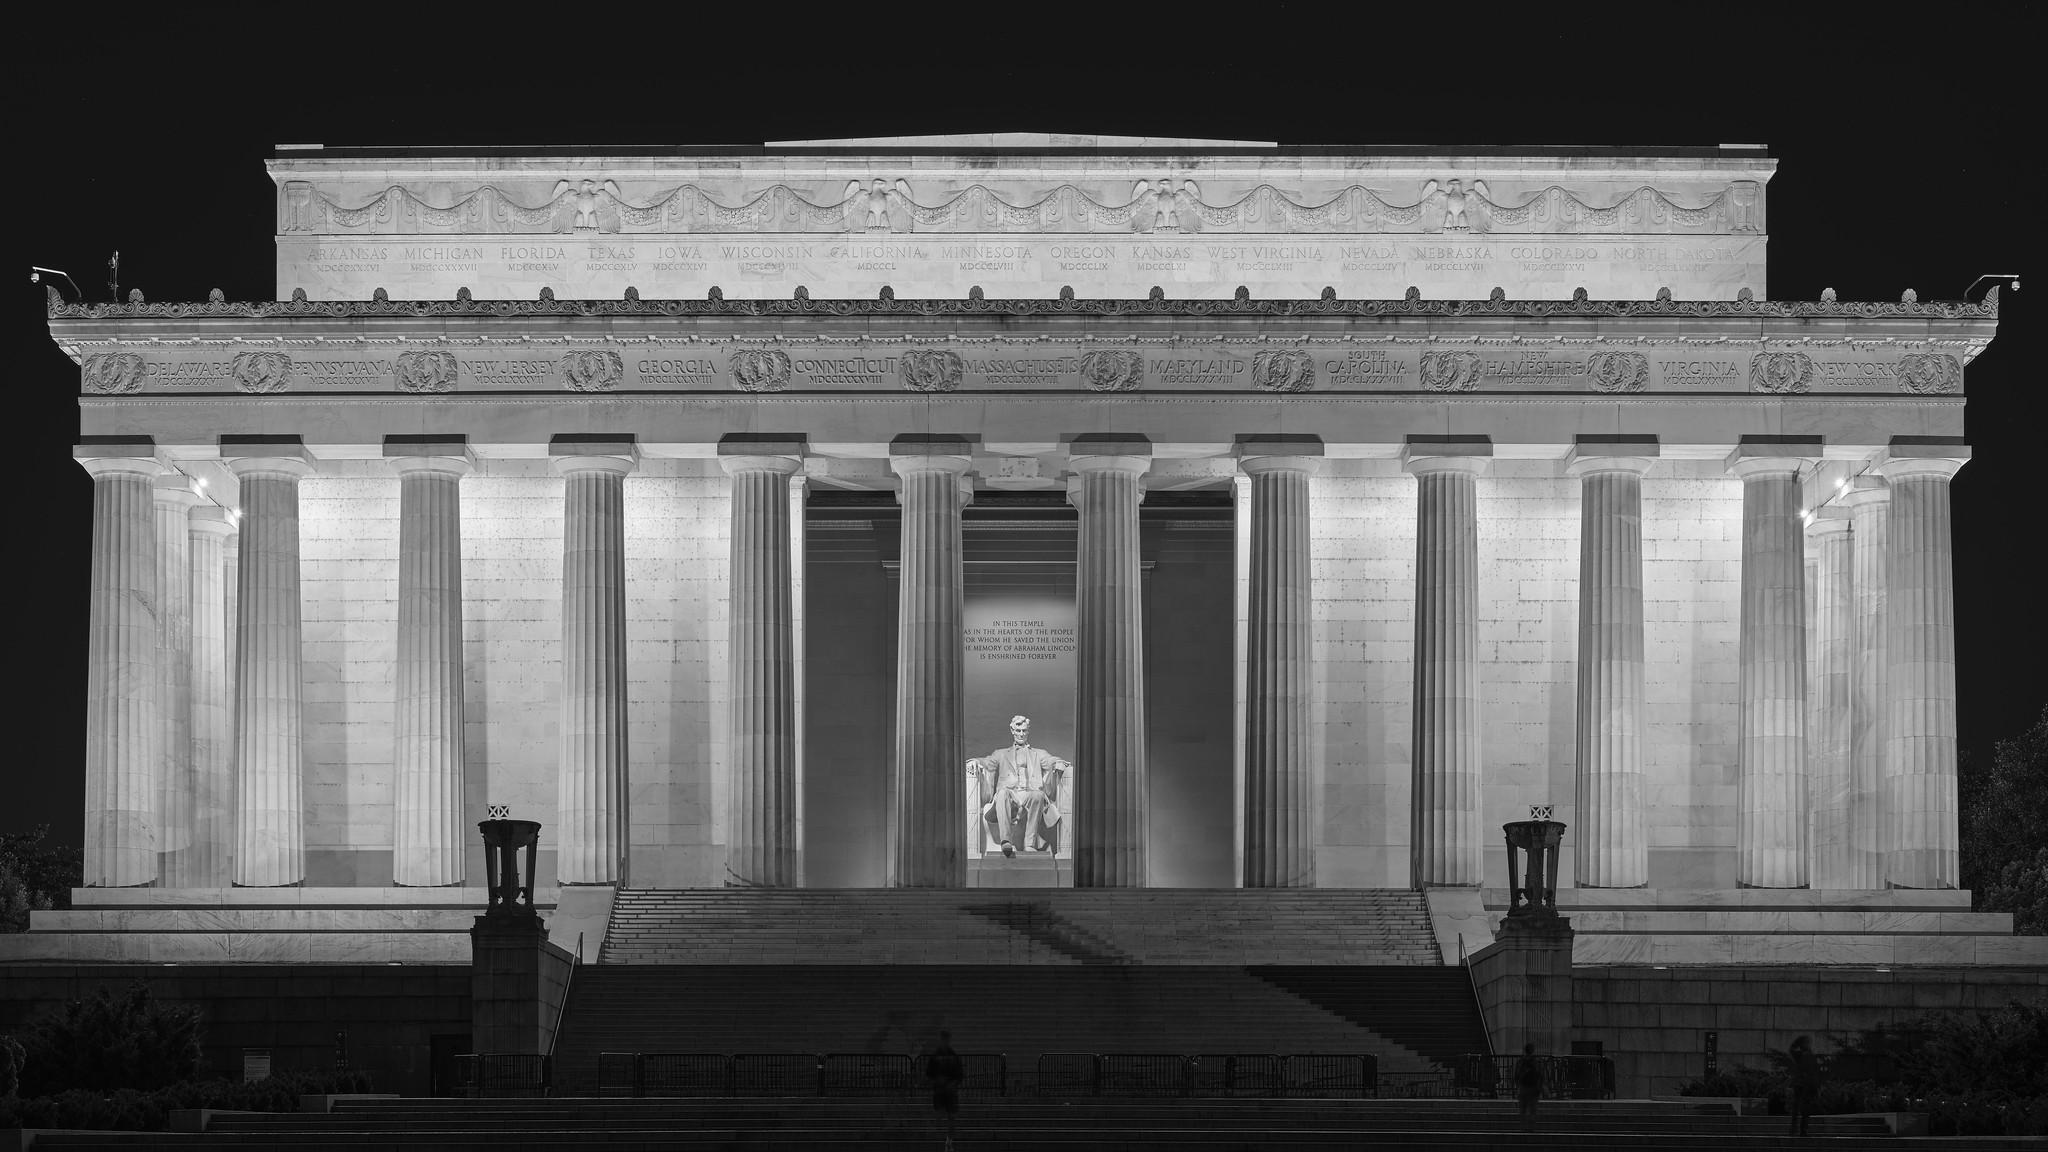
left=1503, top=808, right=1568, bottom=919
left=478, top=818, right=543, bottom=917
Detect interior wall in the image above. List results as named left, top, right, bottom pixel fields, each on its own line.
left=1142, top=514, right=1236, bottom=886
left=803, top=511, right=897, bottom=886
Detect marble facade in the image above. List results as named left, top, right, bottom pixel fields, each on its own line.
left=47, top=140, right=1997, bottom=899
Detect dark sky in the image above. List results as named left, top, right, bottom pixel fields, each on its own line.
left=12, top=16, right=2038, bottom=848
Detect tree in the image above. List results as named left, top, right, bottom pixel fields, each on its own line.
left=1961, top=705, right=2048, bottom=934
left=13, top=982, right=203, bottom=1098
left=0, top=827, right=80, bottom=933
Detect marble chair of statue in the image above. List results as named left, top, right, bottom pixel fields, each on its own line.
left=964, top=759, right=1073, bottom=859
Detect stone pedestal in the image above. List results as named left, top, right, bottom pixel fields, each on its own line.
left=1807, top=515, right=1857, bottom=888
left=889, top=446, right=971, bottom=887
left=1877, top=445, right=1968, bottom=889
left=227, top=450, right=315, bottom=888
left=1069, top=446, right=1151, bottom=888
left=391, top=450, right=472, bottom=887
left=721, top=448, right=805, bottom=888
left=1473, top=814, right=1575, bottom=1056
left=1404, top=440, right=1490, bottom=887
left=185, top=506, right=236, bottom=888
left=470, top=819, right=570, bottom=1056
left=1841, top=478, right=1890, bottom=890
left=1566, top=444, right=1656, bottom=889
left=1240, top=446, right=1319, bottom=888
left=78, top=449, right=164, bottom=888
left=551, top=442, right=637, bottom=886
left=1728, top=441, right=1819, bottom=888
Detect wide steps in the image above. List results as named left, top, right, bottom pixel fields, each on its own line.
left=602, top=888, right=1441, bottom=966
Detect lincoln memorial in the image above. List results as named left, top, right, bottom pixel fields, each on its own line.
left=10, top=136, right=2039, bottom=1097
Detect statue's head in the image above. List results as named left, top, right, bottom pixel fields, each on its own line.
left=1009, top=715, right=1031, bottom=744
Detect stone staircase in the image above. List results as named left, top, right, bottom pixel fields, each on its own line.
left=27, top=1096, right=2042, bottom=1150
left=1488, top=888, right=2048, bottom=966
left=601, top=888, right=1443, bottom=965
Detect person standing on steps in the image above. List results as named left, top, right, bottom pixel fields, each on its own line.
left=1788, top=1035, right=1821, bottom=1138
left=926, top=1029, right=965, bottom=1151
left=1514, top=1042, right=1544, bottom=1132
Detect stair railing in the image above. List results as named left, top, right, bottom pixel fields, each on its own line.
left=1458, top=934, right=1494, bottom=1056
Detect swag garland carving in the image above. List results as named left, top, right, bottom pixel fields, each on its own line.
left=277, top=178, right=1764, bottom=237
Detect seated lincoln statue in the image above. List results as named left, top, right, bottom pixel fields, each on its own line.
left=965, top=715, right=1071, bottom=858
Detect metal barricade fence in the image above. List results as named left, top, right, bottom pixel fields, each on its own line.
left=911, top=1053, right=1008, bottom=1095
left=640, top=1053, right=734, bottom=1098
left=821, top=1053, right=914, bottom=1096
left=1035, top=1052, right=1100, bottom=1095
left=1449, top=1054, right=1615, bottom=1100
left=1281, top=1053, right=1372, bottom=1098
left=1099, top=1054, right=1188, bottom=1097
left=732, top=1053, right=820, bottom=1095
left=453, top=1053, right=551, bottom=1098
left=1187, top=1054, right=1282, bottom=1098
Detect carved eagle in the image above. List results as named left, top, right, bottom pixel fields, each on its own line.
left=552, top=179, right=623, bottom=231
left=844, top=179, right=913, bottom=229
left=1421, top=178, right=1490, bottom=232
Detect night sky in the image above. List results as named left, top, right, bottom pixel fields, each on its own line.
left=12, top=16, right=2037, bottom=850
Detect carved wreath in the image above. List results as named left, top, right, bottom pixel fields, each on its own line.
left=899, top=349, right=964, bottom=393
left=1419, top=350, right=1482, bottom=392
left=1078, top=350, right=1143, bottom=392
left=395, top=350, right=458, bottom=393
left=729, top=349, right=792, bottom=393
left=1749, top=352, right=1813, bottom=394
left=1895, top=353, right=1962, bottom=394
left=1585, top=351, right=1650, bottom=393
left=561, top=350, right=624, bottom=392
left=231, top=351, right=293, bottom=394
left=81, top=353, right=144, bottom=395
left=1250, top=349, right=1316, bottom=393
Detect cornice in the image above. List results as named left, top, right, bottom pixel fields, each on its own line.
left=47, top=284, right=2001, bottom=323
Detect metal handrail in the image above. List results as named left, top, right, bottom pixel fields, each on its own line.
left=581, top=1051, right=1376, bottom=1098
left=1459, top=934, right=1494, bottom=1056
left=547, top=931, right=582, bottom=1062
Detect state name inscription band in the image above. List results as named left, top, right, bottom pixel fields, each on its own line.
left=54, top=140, right=1987, bottom=894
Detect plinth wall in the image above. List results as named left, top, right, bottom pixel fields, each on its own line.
left=296, top=462, right=731, bottom=889
left=1310, top=459, right=1742, bottom=889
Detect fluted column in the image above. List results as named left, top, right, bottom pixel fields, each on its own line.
left=186, top=506, right=235, bottom=888
left=1241, top=452, right=1318, bottom=888
left=889, top=450, right=971, bottom=888
left=1841, top=478, right=1890, bottom=889
left=390, top=452, right=471, bottom=886
left=229, top=453, right=315, bottom=887
left=1729, top=445, right=1816, bottom=888
left=553, top=450, right=636, bottom=885
left=1807, top=514, right=1857, bottom=888
left=722, top=452, right=804, bottom=887
left=1877, top=448, right=1968, bottom=889
left=1405, top=445, right=1489, bottom=887
left=1567, top=448, right=1656, bottom=888
left=1069, top=450, right=1151, bottom=888
left=152, top=476, right=203, bottom=884
left=79, top=452, right=164, bottom=887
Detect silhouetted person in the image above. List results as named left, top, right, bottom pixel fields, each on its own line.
left=926, top=1029, right=964, bottom=1150
left=1788, top=1035, right=1821, bottom=1137
left=1514, top=1042, right=1543, bottom=1132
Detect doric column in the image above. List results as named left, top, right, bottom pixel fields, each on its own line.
left=388, top=443, right=472, bottom=887
left=1841, top=477, right=1890, bottom=889
left=152, top=475, right=203, bottom=885
left=1728, top=438, right=1820, bottom=888
left=1566, top=440, right=1658, bottom=889
left=720, top=437, right=806, bottom=888
left=1807, top=513, right=1857, bottom=888
left=551, top=437, right=638, bottom=886
left=186, top=506, right=235, bottom=888
left=1404, top=437, right=1491, bottom=888
left=227, top=445, right=316, bottom=887
left=889, top=438, right=972, bottom=888
left=77, top=446, right=164, bottom=887
left=1068, top=438, right=1152, bottom=888
left=1239, top=438, right=1321, bottom=888
left=1877, top=442, right=1969, bottom=889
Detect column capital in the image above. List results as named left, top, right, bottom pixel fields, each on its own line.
left=1402, top=434, right=1491, bottom=476
left=888, top=454, right=973, bottom=479
left=153, top=473, right=205, bottom=510
left=384, top=436, right=474, bottom=478
left=1238, top=454, right=1320, bottom=477
left=719, top=432, right=809, bottom=458
left=226, top=456, right=315, bottom=481
left=1806, top=511, right=1853, bottom=539
left=188, top=505, right=236, bottom=536
left=1565, top=436, right=1660, bottom=479
left=548, top=433, right=639, bottom=477
left=1066, top=454, right=1153, bottom=477
left=720, top=454, right=804, bottom=477
left=390, top=455, right=474, bottom=479
left=1725, top=436, right=1821, bottom=479
left=77, top=456, right=163, bottom=480
left=1838, top=475, right=1890, bottom=510
left=1875, top=441, right=1969, bottom=483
